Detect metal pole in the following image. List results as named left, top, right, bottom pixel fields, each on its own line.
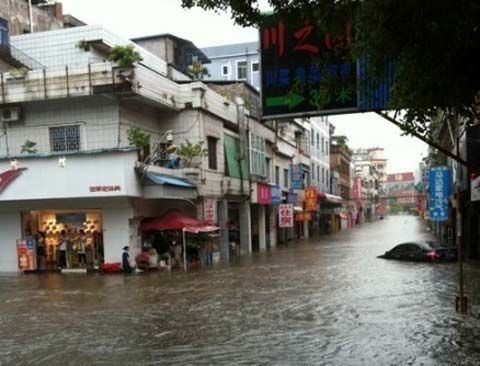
left=182, top=228, right=187, bottom=272
left=28, top=0, right=33, bottom=33
left=456, top=130, right=468, bottom=313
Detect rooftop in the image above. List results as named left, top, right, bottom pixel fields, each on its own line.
left=201, top=41, right=258, bottom=59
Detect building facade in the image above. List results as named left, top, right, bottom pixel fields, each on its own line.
left=201, top=42, right=260, bottom=90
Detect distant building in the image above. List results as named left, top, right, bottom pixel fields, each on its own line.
left=201, top=41, right=260, bottom=90
left=309, top=116, right=330, bottom=194
left=386, top=172, right=417, bottom=210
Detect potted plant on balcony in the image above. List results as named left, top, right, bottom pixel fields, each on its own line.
left=127, top=127, right=151, bottom=162
left=108, top=45, right=143, bottom=68
left=176, top=139, right=208, bottom=168
left=21, top=139, right=38, bottom=154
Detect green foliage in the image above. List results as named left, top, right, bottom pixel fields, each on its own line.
left=21, top=140, right=37, bottom=154
left=108, top=45, right=143, bottom=68
left=187, top=62, right=210, bottom=80
left=181, top=0, right=480, bottom=137
left=176, top=139, right=208, bottom=166
left=127, top=127, right=151, bottom=148
left=8, top=67, right=28, bottom=79
left=75, top=39, right=90, bottom=51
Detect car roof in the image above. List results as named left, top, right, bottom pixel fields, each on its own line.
left=396, top=241, right=434, bottom=250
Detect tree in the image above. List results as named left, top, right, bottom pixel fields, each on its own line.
left=108, top=45, right=143, bottom=68
left=176, top=139, right=208, bottom=167
left=181, top=0, right=480, bottom=138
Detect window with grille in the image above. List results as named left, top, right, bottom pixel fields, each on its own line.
left=49, top=125, right=81, bottom=152
left=249, top=133, right=266, bottom=177
left=237, top=61, right=247, bottom=80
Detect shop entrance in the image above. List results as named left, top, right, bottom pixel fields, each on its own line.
left=22, top=210, right=104, bottom=271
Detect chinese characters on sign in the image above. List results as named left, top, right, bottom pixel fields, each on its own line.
left=203, top=198, right=217, bottom=225
left=428, top=167, right=451, bottom=221
left=295, top=212, right=312, bottom=222
left=291, top=164, right=304, bottom=190
left=279, top=204, right=294, bottom=228
left=304, top=186, right=318, bottom=212
left=16, top=239, right=36, bottom=271
left=89, top=185, right=121, bottom=193
left=261, top=16, right=357, bottom=118
left=271, top=185, right=282, bottom=206
left=257, top=183, right=272, bottom=205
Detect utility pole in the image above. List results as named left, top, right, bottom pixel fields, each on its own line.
left=455, top=123, right=468, bottom=314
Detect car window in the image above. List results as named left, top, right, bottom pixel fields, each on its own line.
left=390, top=243, right=419, bottom=253
left=390, top=244, right=409, bottom=253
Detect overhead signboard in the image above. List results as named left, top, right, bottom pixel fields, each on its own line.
left=279, top=204, right=294, bottom=228
left=260, top=15, right=393, bottom=119
left=428, top=167, right=451, bottom=221
left=291, top=164, right=304, bottom=190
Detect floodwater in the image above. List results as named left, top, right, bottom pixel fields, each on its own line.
left=1, top=216, right=480, bottom=366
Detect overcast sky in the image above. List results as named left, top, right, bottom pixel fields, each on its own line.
left=61, top=0, right=427, bottom=174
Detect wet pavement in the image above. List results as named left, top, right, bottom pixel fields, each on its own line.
left=1, top=216, right=480, bottom=365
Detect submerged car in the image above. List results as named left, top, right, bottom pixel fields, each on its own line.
left=378, top=241, right=457, bottom=262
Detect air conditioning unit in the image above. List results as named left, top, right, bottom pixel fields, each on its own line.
left=0, top=107, right=21, bottom=123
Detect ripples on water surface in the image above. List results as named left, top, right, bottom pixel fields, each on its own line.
left=1, top=216, right=480, bottom=365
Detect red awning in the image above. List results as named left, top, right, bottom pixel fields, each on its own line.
left=140, top=210, right=218, bottom=233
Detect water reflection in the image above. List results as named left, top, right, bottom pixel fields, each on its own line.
left=0, top=216, right=479, bottom=365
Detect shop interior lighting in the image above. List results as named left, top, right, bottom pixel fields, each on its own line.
left=58, top=156, right=67, bottom=168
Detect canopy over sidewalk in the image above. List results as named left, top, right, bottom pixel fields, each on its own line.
left=140, top=210, right=218, bottom=233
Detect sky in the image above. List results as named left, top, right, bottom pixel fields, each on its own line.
left=61, top=0, right=427, bottom=174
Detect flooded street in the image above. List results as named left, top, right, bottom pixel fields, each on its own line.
left=1, top=216, right=480, bottom=365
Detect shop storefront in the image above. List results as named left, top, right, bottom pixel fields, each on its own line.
left=22, top=210, right=104, bottom=270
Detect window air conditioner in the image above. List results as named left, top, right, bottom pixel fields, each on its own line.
left=0, top=107, right=21, bottom=123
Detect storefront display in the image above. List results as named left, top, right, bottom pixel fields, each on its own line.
left=22, top=210, right=104, bottom=270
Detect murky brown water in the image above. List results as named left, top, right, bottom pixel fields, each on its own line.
left=1, top=216, right=480, bottom=365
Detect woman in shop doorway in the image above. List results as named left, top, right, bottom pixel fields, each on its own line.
left=36, top=231, right=46, bottom=270
left=77, top=230, right=87, bottom=268
left=57, top=231, right=67, bottom=269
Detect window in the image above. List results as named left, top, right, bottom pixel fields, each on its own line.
left=237, top=60, right=247, bottom=80
left=207, top=136, right=217, bottom=170
left=311, top=130, right=315, bottom=146
left=317, top=166, right=320, bottom=183
left=311, top=163, right=315, bottom=180
left=221, top=64, right=230, bottom=76
left=316, top=133, right=320, bottom=149
left=50, top=125, right=80, bottom=152
left=275, top=166, right=280, bottom=185
left=326, top=170, right=329, bottom=189
left=283, top=168, right=289, bottom=188
left=251, top=61, right=259, bottom=72
left=326, top=140, right=329, bottom=155
left=266, top=158, right=271, bottom=182
left=249, top=133, right=266, bottom=177
left=321, top=137, right=325, bottom=153
left=322, top=167, right=325, bottom=184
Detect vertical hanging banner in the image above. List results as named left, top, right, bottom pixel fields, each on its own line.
left=271, top=185, right=282, bottom=206
left=428, top=167, right=451, bottom=221
left=291, top=164, right=304, bottom=189
left=203, top=198, right=217, bottom=224
left=279, top=204, right=294, bottom=228
left=304, top=186, right=319, bottom=211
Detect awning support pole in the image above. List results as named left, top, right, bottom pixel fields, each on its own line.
left=182, top=228, right=187, bottom=272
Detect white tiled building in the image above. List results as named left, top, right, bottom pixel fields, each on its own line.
left=0, top=25, right=280, bottom=272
